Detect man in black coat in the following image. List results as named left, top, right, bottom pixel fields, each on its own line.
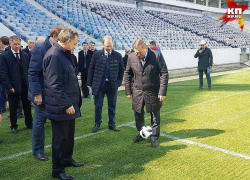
left=43, top=28, right=83, bottom=180
left=87, top=36, right=124, bottom=133
left=22, top=39, right=35, bottom=59
left=122, top=49, right=131, bottom=68
left=28, top=26, right=63, bottom=161
left=78, top=42, right=93, bottom=98
left=0, top=35, right=33, bottom=133
left=194, top=40, right=213, bottom=90
left=124, top=39, right=169, bottom=148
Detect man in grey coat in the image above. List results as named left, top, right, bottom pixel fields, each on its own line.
left=194, top=40, right=213, bottom=90
left=124, top=39, right=169, bottom=148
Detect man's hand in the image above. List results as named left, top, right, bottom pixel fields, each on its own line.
left=66, top=106, right=75, bottom=115
left=34, top=94, right=42, bottom=105
left=158, top=95, right=166, bottom=102
left=10, top=88, right=15, bottom=93
left=199, top=50, right=203, bottom=54
left=127, top=95, right=131, bottom=99
left=0, top=114, right=2, bottom=123
left=209, top=66, right=212, bottom=69
left=87, top=86, right=92, bottom=90
left=78, top=72, right=81, bottom=76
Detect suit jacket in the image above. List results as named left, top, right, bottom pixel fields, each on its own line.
left=22, top=46, right=31, bottom=59
left=77, top=49, right=93, bottom=75
left=124, top=49, right=169, bottom=113
left=0, top=49, right=30, bottom=95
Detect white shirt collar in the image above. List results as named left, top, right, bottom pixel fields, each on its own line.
left=142, top=49, right=148, bottom=61
left=11, top=48, right=19, bottom=55
left=104, top=50, right=111, bottom=56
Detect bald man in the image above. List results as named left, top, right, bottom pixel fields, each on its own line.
left=87, top=36, right=124, bottom=133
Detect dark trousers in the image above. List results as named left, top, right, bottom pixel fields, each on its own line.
left=51, top=119, right=75, bottom=174
left=134, top=101, right=161, bottom=140
left=0, top=83, right=6, bottom=111
left=199, top=69, right=211, bottom=88
left=32, top=105, right=47, bottom=155
left=81, top=71, right=89, bottom=97
left=8, top=84, right=32, bottom=129
left=94, top=82, right=117, bottom=127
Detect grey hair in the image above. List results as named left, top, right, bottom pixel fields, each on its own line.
left=58, top=28, right=78, bottom=43
left=133, top=39, right=148, bottom=49
left=9, top=35, right=21, bottom=42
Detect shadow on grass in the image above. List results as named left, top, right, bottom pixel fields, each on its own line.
left=66, top=128, right=188, bottom=180
left=168, top=128, right=225, bottom=139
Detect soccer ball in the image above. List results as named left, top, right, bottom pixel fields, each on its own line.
left=140, top=126, right=153, bottom=139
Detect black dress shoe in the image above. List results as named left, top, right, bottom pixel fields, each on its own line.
left=52, top=173, right=74, bottom=180
left=198, top=87, right=203, bottom=90
left=92, top=124, right=100, bottom=133
left=151, top=140, right=159, bottom=148
left=64, top=160, right=84, bottom=167
left=109, top=126, right=120, bottom=132
left=33, top=154, right=49, bottom=161
left=133, top=134, right=144, bottom=143
left=11, top=128, right=18, bottom=134
left=208, top=87, right=212, bottom=90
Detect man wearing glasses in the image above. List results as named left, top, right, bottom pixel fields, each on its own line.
left=194, top=40, right=213, bottom=90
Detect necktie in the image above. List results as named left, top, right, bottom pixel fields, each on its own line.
left=15, top=53, right=20, bottom=61
left=84, top=51, right=87, bottom=68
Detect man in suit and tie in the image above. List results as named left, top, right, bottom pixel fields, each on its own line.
left=78, top=42, right=93, bottom=98
left=124, top=39, right=168, bottom=148
left=0, top=35, right=33, bottom=133
left=87, top=36, right=124, bottom=133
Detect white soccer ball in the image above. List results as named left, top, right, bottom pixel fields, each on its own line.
left=140, top=126, right=153, bottom=139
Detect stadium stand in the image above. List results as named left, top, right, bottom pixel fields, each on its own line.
left=0, top=0, right=249, bottom=50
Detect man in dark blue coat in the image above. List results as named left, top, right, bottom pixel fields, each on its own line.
left=77, top=42, right=93, bottom=98
left=87, top=36, right=124, bottom=133
left=28, top=26, right=63, bottom=161
left=0, top=35, right=33, bottom=133
left=43, top=28, right=83, bottom=180
left=194, top=40, right=213, bottom=90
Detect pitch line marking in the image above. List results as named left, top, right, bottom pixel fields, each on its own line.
left=0, top=91, right=248, bottom=161
left=126, top=124, right=250, bottom=160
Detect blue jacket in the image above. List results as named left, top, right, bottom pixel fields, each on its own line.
left=43, top=42, right=81, bottom=121
left=28, top=37, right=52, bottom=104
left=87, top=49, right=124, bottom=96
left=0, top=49, right=30, bottom=95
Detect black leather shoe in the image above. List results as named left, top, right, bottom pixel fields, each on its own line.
left=198, top=87, right=203, bottom=90
left=151, top=140, right=159, bottom=148
left=208, top=87, right=212, bottom=90
left=52, top=173, right=74, bottom=180
left=0, top=109, right=6, bottom=114
left=133, top=134, right=144, bottom=143
left=64, top=160, right=84, bottom=167
left=92, top=124, right=100, bottom=133
left=109, top=126, right=120, bottom=132
left=33, top=154, right=49, bottom=161
left=11, top=128, right=18, bottom=134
